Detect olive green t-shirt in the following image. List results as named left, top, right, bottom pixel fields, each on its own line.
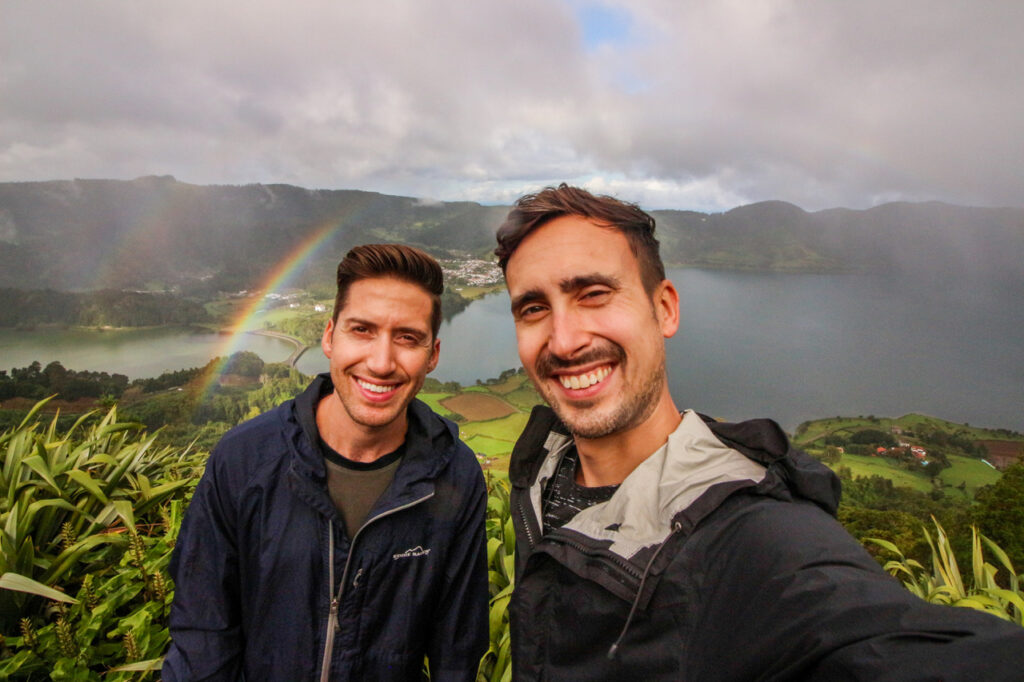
left=319, top=436, right=404, bottom=540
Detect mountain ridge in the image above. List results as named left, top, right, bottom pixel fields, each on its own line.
left=1, top=177, right=1021, bottom=292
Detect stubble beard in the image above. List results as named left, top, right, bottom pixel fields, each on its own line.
left=535, top=343, right=667, bottom=440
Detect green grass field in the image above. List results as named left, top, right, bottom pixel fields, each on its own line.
left=417, top=392, right=456, bottom=418
left=940, top=454, right=1000, bottom=495
left=827, top=452, right=1001, bottom=502
left=830, top=454, right=935, bottom=494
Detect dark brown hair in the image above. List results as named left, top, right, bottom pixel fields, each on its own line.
left=494, top=184, right=665, bottom=293
left=332, top=244, right=444, bottom=337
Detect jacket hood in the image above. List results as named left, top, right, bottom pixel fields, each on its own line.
left=512, top=405, right=840, bottom=565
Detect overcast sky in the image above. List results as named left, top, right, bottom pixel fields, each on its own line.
left=2, top=1, right=1022, bottom=212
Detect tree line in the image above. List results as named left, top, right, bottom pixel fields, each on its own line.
left=0, top=289, right=210, bottom=328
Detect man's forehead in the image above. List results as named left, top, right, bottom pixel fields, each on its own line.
left=506, top=217, right=635, bottom=288
left=341, top=277, right=432, bottom=319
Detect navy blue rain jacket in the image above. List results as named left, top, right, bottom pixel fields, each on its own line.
left=164, top=375, right=489, bottom=681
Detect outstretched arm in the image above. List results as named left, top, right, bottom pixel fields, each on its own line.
left=688, top=498, right=1024, bottom=681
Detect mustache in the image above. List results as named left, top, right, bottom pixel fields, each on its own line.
left=536, top=343, right=625, bottom=378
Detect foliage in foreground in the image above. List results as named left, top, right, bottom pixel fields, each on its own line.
left=867, top=518, right=1024, bottom=625
left=3, top=401, right=1022, bottom=680
left=477, top=472, right=514, bottom=682
left=0, top=400, right=200, bottom=679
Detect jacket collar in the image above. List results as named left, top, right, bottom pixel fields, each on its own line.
left=288, top=373, right=458, bottom=520
left=514, top=405, right=840, bottom=563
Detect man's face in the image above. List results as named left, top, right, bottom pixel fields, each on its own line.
left=505, top=215, right=679, bottom=439
left=321, top=276, right=439, bottom=433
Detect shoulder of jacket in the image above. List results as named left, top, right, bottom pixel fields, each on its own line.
left=207, top=400, right=298, bottom=474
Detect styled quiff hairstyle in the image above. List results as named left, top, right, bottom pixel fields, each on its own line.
left=332, top=243, right=444, bottom=338
left=494, top=184, right=666, bottom=294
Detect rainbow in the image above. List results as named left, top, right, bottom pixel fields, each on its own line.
left=193, top=219, right=341, bottom=404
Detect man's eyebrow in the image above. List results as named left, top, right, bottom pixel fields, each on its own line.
left=560, top=274, right=620, bottom=293
left=510, top=289, right=544, bottom=315
left=341, top=316, right=376, bottom=328
left=394, top=325, right=429, bottom=339
left=510, top=274, right=621, bottom=315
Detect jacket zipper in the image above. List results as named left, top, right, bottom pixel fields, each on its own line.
left=516, top=482, right=643, bottom=581
left=546, top=533, right=644, bottom=581
left=318, top=492, right=435, bottom=682
left=516, top=494, right=539, bottom=550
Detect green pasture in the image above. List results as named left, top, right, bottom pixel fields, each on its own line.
left=458, top=413, right=531, bottom=456
left=831, top=453, right=1001, bottom=501
left=797, top=413, right=1024, bottom=449
left=417, top=392, right=456, bottom=418
left=462, top=433, right=515, bottom=460
left=830, top=454, right=934, bottom=494
left=795, top=416, right=896, bottom=446
left=939, top=454, right=1000, bottom=495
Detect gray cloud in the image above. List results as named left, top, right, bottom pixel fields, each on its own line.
left=1, top=1, right=1021, bottom=211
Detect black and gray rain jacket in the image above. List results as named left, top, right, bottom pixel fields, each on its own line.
left=509, top=405, right=1024, bottom=681
left=164, top=374, right=488, bottom=681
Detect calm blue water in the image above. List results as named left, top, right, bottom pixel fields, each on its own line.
left=4, top=269, right=1022, bottom=431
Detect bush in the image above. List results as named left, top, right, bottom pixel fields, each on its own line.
left=0, top=400, right=201, bottom=678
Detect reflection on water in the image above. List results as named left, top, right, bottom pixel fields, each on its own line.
left=3, top=270, right=1022, bottom=431
left=0, top=327, right=294, bottom=379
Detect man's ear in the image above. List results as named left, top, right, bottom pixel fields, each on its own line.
left=427, top=338, right=440, bottom=373
left=654, top=279, right=680, bottom=339
left=321, top=319, right=336, bottom=358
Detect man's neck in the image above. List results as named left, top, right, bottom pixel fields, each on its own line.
left=573, top=389, right=682, bottom=487
left=315, top=392, right=407, bottom=463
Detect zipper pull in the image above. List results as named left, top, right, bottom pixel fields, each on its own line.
left=330, top=597, right=340, bottom=632
left=352, top=568, right=364, bottom=588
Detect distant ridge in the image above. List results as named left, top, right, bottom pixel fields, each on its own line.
left=0, top=177, right=1021, bottom=292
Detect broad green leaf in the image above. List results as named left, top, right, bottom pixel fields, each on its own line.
left=864, top=537, right=903, bottom=558
left=0, top=571, right=78, bottom=604
left=63, top=469, right=109, bottom=504
left=107, top=657, right=164, bottom=672
left=14, top=395, right=56, bottom=431
left=487, top=537, right=502, bottom=566
left=19, top=454, right=60, bottom=491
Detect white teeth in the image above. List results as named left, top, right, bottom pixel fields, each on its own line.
left=357, top=379, right=395, bottom=393
left=558, top=366, right=611, bottom=390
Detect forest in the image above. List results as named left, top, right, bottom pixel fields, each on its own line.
left=0, top=289, right=210, bottom=329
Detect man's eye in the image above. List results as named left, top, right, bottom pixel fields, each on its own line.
left=520, top=304, right=547, bottom=319
left=581, top=289, right=610, bottom=302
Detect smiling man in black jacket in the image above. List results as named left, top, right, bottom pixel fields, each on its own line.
left=496, top=184, right=1024, bottom=681
left=164, top=244, right=488, bottom=681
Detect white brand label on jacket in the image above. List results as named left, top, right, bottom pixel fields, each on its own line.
left=393, top=546, right=431, bottom=560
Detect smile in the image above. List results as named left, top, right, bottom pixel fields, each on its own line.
left=557, top=366, right=612, bottom=390
left=357, top=378, right=399, bottom=394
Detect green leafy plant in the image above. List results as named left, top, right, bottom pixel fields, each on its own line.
left=867, top=517, right=1024, bottom=624
left=0, top=399, right=198, bottom=678
left=477, top=471, right=514, bottom=682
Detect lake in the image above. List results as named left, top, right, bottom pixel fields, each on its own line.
left=3, top=269, right=1022, bottom=432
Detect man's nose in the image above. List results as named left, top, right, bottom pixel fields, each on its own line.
left=365, top=337, right=397, bottom=375
left=546, top=308, right=590, bottom=360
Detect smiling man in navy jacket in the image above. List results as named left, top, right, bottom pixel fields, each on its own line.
left=164, top=244, right=488, bottom=681
left=496, top=184, right=1024, bottom=681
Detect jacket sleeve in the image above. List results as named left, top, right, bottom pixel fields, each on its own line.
left=426, top=458, right=490, bottom=682
left=686, top=497, right=1024, bottom=681
left=162, top=445, right=245, bottom=681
